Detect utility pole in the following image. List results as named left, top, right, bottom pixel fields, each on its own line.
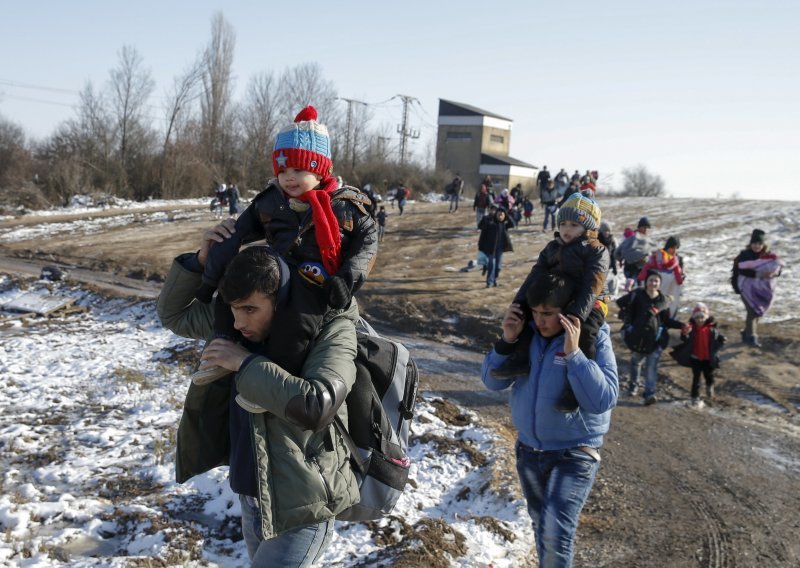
left=338, top=97, right=367, bottom=169
left=396, top=94, right=420, bottom=165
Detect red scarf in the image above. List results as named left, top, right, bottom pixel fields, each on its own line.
left=297, top=177, right=342, bottom=276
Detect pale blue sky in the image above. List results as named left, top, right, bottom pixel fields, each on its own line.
left=2, top=1, right=798, bottom=200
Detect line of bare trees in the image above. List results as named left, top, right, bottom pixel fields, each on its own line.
left=0, top=12, right=439, bottom=210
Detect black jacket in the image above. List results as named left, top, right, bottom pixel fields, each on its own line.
left=199, top=180, right=377, bottom=300
left=514, top=234, right=607, bottom=321
left=616, top=288, right=683, bottom=353
left=478, top=216, right=513, bottom=256
left=671, top=318, right=726, bottom=369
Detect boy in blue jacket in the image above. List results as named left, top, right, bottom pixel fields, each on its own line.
left=482, top=273, right=618, bottom=567
left=495, top=193, right=608, bottom=413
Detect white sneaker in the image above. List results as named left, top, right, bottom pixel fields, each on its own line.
left=190, top=365, right=232, bottom=385
left=235, top=394, right=266, bottom=414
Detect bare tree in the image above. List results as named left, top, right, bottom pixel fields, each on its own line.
left=200, top=12, right=236, bottom=175
left=0, top=114, right=27, bottom=186
left=238, top=71, right=281, bottom=189
left=160, top=59, right=204, bottom=197
left=73, top=81, right=115, bottom=190
left=620, top=164, right=665, bottom=197
left=108, top=45, right=155, bottom=183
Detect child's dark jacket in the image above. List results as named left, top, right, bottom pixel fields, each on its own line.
left=478, top=216, right=513, bottom=255
left=514, top=233, right=607, bottom=321
left=200, top=180, right=377, bottom=298
left=616, top=288, right=683, bottom=354
left=671, top=318, right=726, bottom=368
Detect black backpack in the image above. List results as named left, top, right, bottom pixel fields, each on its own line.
left=334, top=319, right=419, bottom=521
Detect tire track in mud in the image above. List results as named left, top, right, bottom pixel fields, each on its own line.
left=684, top=488, right=730, bottom=568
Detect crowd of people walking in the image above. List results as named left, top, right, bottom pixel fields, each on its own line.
left=183, top=100, right=783, bottom=565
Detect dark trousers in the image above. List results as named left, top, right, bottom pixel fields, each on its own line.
left=690, top=358, right=715, bottom=399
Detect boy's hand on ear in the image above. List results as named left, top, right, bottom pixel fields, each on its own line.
left=326, top=275, right=352, bottom=309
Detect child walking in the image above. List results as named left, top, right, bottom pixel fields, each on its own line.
left=522, top=197, right=534, bottom=225
left=494, top=193, right=608, bottom=411
left=192, top=106, right=378, bottom=404
left=376, top=205, right=387, bottom=242
left=676, top=303, right=726, bottom=405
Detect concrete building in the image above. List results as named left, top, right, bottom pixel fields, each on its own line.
left=435, top=99, right=537, bottom=196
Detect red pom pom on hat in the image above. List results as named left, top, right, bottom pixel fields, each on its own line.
left=294, top=106, right=318, bottom=123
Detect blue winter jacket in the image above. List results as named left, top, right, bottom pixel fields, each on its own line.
left=481, top=323, right=618, bottom=450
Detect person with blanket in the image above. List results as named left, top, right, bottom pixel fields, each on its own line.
left=637, top=235, right=684, bottom=317
left=731, top=229, right=783, bottom=347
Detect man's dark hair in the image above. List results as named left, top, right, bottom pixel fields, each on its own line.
left=526, top=273, right=576, bottom=309
left=219, top=247, right=281, bottom=304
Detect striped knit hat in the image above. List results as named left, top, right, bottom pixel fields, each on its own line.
left=272, top=106, right=333, bottom=178
left=557, top=193, right=601, bottom=231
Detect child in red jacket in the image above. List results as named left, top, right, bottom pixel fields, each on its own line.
left=681, top=303, right=726, bottom=405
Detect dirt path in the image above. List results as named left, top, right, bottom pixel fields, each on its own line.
left=2, top=200, right=799, bottom=566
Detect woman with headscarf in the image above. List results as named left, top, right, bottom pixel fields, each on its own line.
left=731, top=229, right=783, bottom=347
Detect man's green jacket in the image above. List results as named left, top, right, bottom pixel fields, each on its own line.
left=157, top=253, right=360, bottom=539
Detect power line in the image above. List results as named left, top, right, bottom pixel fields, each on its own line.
left=0, top=93, right=76, bottom=108
left=0, top=78, right=80, bottom=95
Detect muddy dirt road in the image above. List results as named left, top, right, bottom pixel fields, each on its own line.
left=2, top=199, right=799, bottom=566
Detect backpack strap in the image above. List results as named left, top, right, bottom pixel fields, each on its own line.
left=334, top=415, right=368, bottom=476
left=332, top=188, right=371, bottom=217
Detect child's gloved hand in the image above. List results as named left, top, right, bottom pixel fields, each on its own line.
left=326, top=275, right=352, bottom=309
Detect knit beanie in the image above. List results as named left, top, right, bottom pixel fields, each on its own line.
left=638, top=216, right=651, bottom=229
left=691, top=302, right=709, bottom=319
left=557, top=194, right=601, bottom=231
left=749, top=229, right=766, bottom=244
left=272, top=106, right=333, bottom=178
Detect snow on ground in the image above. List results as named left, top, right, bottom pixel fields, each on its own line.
left=1, top=194, right=797, bottom=565
left=506, top=196, right=799, bottom=323
left=0, top=277, right=531, bottom=567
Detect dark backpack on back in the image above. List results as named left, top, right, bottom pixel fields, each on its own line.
left=335, top=318, right=419, bottom=521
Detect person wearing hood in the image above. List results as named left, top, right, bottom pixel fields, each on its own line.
left=731, top=229, right=783, bottom=347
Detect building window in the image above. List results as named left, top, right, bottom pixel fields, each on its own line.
left=447, top=132, right=472, bottom=141
left=490, top=134, right=504, bottom=144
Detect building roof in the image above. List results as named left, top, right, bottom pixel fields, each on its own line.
left=481, top=152, right=537, bottom=169
left=438, top=99, right=513, bottom=121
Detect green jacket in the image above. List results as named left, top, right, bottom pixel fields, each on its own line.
left=157, top=253, right=360, bottom=539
